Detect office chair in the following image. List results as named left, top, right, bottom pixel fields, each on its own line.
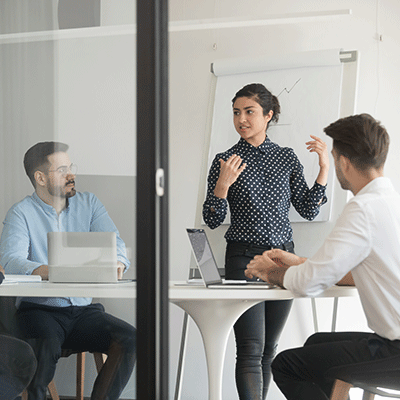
left=0, top=296, right=105, bottom=400
left=21, top=351, right=106, bottom=400
left=0, top=334, right=36, bottom=400
left=30, top=351, right=106, bottom=400
left=328, top=354, right=400, bottom=400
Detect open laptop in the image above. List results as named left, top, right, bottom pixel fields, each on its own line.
left=185, top=228, right=275, bottom=289
left=48, top=232, right=130, bottom=284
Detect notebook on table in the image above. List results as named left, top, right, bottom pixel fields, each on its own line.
left=48, top=232, right=131, bottom=284
left=184, top=228, right=275, bottom=289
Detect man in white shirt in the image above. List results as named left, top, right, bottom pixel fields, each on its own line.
left=245, top=113, right=400, bottom=400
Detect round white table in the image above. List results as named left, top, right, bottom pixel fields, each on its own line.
left=169, top=283, right=358, bottom=400
left=0, top=280, right=358, bottom=400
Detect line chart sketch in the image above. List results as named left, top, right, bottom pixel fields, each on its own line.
left=277, top=78, right=302, bottom=98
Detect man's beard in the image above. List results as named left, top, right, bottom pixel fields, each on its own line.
left=47, top=179, right=76, bottom=198
left=335, top=166, right=351, bottom=191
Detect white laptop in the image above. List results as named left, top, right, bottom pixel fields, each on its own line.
left=48, top=232, right=120, bottom=283
left=185, top=228, right=275, bottom=289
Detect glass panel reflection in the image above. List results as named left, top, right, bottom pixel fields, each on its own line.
left=0, top=2, right=137, bottom=399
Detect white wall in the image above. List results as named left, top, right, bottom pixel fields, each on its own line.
left=168, top=0, right=400, bottom=399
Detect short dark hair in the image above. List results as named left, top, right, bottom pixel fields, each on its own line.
left=232, top=83, right=280, bottom=129
left=324, top=113, right=389, bottom=171
left=24, top=141, right=69, bottom=187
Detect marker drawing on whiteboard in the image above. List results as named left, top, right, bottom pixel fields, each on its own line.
left=277, top=78, right=301, bottom=97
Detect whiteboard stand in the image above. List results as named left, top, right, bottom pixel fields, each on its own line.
left=174, top=311, right=190, bottom=400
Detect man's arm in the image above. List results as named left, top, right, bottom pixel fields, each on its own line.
left=31, top=265, right=49, bottom=280
left=246, top=253, right=355, bottom=289
left=248, top=201, right=366, bottom=296
left=0, top=207, right=43, bottom=276
left=245, top=249, right=307, bottom=288
left=117, top=261, right=126, bottom=279
left=89, top=194, right=130, bottom=274
left=261, top=263, right=290, bottom=288
left=280, top=202, right=368, bottom=297
left=337, top=272, right=355, bottom=286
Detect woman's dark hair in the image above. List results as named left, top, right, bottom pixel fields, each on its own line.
left=24, top=141, right=69, bottom=187
left=324, top=113, right=389, bottom=171
left=232, top=83, right=280, bottom=127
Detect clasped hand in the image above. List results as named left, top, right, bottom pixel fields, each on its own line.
left=245, top=249, right=305, bottom=287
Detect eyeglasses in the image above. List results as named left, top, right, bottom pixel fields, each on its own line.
left=48, top=163, right=78, bottom=177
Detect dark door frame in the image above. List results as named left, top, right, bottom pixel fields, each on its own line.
left=136, top=0, right=169, bottom=398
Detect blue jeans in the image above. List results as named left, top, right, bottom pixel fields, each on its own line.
left=17, top=302, right=136, bottom=400
left=225, top=242, right=293, bottom=400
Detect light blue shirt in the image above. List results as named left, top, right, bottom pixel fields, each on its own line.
left=0, top=191, right=130, bottom=308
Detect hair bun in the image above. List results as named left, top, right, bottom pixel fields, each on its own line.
left=271, top=95, right=280, bottom=123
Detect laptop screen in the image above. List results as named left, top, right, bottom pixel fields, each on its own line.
left=47, top=231, right=118, bottom=283
left=186, top=229, right=222, bottom=285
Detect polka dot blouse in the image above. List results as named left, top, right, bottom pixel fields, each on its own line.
left=202, top=136, right=327, bottom=246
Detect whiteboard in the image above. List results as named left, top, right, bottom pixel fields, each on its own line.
left=207, top=49, right=344, bottom=223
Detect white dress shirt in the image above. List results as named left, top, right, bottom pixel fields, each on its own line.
left=284, top=177, right=400, bottom=340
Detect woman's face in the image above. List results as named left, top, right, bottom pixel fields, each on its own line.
left=233, top=97, right=273, bottom=147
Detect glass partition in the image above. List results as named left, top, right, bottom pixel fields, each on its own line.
left=0, top=1, right=165, bottom=399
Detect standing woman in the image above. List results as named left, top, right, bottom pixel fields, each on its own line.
left=202, top=83, right=329, bottom=399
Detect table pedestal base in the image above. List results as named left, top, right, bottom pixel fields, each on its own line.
left=172, top=298, right=263, bottom=400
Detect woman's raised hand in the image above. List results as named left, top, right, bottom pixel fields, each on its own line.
left=306, top=135, right=329, bottom=168
left=306, top=135, right=329, bottom=186
left=214, top=154, right=246, bottom=199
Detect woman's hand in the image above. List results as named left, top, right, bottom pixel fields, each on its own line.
left=306, top=135, right=329, bottom=186
left=214, top=154, right=246, bottom=199
left=306, top=135, right=329, bottom=169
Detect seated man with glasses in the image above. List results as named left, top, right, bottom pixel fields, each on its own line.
left=0, top=142, right=136, bottom=400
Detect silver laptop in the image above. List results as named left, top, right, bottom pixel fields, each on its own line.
left=186, top=228, right=275, bottom=289
left=48, top=232, right=119, bottom=283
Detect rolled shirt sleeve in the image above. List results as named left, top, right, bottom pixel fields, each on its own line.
left=290, top=151, right=327, bottom=221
